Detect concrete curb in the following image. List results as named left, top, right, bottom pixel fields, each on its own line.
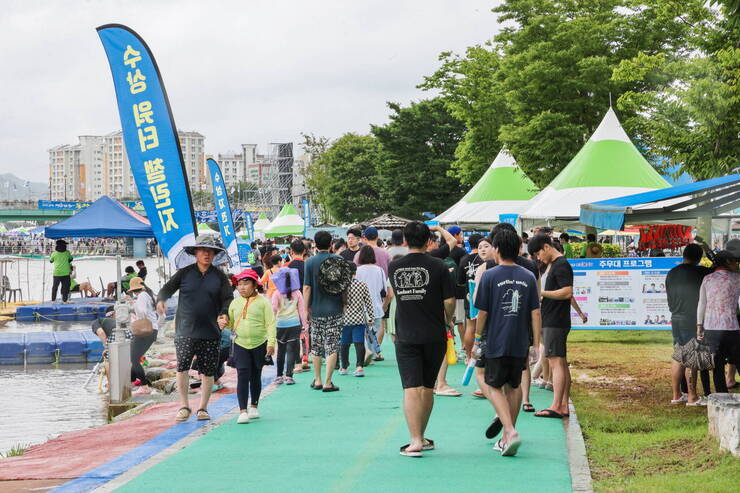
left=564, top=399, right=594, bottom=493
left=92, top=380, right=280, bottom=492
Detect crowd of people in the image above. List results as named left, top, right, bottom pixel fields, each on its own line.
left=76, top=221, right=738, bottom=459
left=0, top=235, right=158, bottom=256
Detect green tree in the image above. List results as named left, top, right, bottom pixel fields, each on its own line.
left=422, top=0, right=713, bottom=188
left=305, top=133, right=388, bottom=223
left=612, top=1, right=739, bottom=179
left=371, top=99, right=466, bottom=218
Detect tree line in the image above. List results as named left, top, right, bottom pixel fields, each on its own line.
left=304, top=0, right=739, bottom=224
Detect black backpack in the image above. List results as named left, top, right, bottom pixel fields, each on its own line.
left=318, top=256, right=351, bottom=296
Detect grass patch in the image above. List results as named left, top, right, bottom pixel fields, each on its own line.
left=1, top=442, right=31, bottom=458
left=569, top=330, right=739, bottom=492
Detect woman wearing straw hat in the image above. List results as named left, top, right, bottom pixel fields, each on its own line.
left=157, top=235, right=234, bottom=422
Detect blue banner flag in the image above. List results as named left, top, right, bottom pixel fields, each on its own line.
left=244, top=209, right=255, bottom=240
left=302, top=199, right=310, bottom=237
left=97, top=24, right=197, bottom=268
left=206, top=158, right=242, bottom=271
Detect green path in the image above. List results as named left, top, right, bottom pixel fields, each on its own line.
left=117, top=344, right=572, bottom=493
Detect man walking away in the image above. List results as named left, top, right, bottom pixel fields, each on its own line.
left=157, top=236, right=233, bottom=422
left=288, top=238, right=307, bottom=286
left=475, top=228, right=541, bottom=456
left=387, top=229, right=409, bottom=257
left=389, top=221, right=455, bottom=457
left=304, top=231, right=350, bottom=393
left=528, top=234, right=573, bottom=419
left=665, top=244, right=711, bottom=405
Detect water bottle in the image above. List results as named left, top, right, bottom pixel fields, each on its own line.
left=461, top=342, right=481, bottom=386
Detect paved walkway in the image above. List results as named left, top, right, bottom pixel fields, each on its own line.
left=112, top=341, right=572, bottom=493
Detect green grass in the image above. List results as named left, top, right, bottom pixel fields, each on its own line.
left=569, top=330, right=740, bottom=492
left=1, top=443, right=30, bottom=458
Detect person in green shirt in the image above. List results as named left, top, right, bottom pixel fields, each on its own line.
left=580, top=233, right=598, bottom=258
left=105, top=266, right=136, bottom=298
left=50, top=239, right=73, bottom=302
left=220, top=268, right=276, bottom=424
left=559, top=233, right=575, bottom=259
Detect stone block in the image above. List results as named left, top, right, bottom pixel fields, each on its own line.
left=707, top=393, right=740, bottom=456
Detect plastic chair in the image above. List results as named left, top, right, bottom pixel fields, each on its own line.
left=1, top=276, right=22, bottom=302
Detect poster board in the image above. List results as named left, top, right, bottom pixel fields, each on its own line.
left=568, top=257, right=680, bottom=330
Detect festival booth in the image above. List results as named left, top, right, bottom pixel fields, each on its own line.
left=264, top=203, right=304, bottom=238
left=519, top=108, right=670, bottom=231
left=435, top=149, right=538, bottom=227
left=45, top=196, right=153, bottom=241
left=252, top=212, right=270, bottom=240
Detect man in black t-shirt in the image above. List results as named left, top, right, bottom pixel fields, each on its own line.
left=528, top=234, right=573, bottom=419
left=135, top=260, right=147, bottom=281
left=666, top=244, right=712, bottom=404
left=447, top=226, right=468, bottom=347
left=339, top=227, right=362, bottom=262
left=390, top=221, right=455, bottom=457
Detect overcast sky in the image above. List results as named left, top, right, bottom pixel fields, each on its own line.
left=0, top=0, right=502, bottom=183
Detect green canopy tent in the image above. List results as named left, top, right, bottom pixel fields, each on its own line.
left=264, top=204, right=304, bottom=238
left=253, top=212, right=270, bottom=233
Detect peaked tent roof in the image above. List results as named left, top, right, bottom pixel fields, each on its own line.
left=521, top=108, right=669, bottom=225
left=265, top=204, right=304, bottom=238
left=45, top=196, right=153, bottom=238
left=435, top=149, right=538, bottom=225
left=253, top=212, right=270, bottom=232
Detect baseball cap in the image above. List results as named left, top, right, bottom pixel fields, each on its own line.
left=448, top=226, right=462, bottom=236
left=391, top=229, right=404, bottom=245
left=363, top=226, right=379, bottom=240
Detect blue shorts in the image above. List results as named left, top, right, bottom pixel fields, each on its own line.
left=341, top=324, right=366, bottom=344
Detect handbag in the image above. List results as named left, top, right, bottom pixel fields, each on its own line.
left=672, top=338, right=713, bottom=371
left=131, top=318, right=154, bottom=337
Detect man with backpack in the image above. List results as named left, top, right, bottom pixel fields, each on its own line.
left=304, top=230, right=351, bottom=393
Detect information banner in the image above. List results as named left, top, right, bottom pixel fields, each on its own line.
left=206, top=158, right=241, bottom=271
left=39, top=200, right=144, bottom=210
left=568, top=257, right=680, bottom=330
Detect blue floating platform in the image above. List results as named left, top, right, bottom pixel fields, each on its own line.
left=53, top=331, right=88, bottom=363
left=0, top=333, right=24, bottom=365
left=13, top=299, right=114, bottom=322
left=81, top=330, right=104, bottom=360
left=25, top=332, right=57, bottom=364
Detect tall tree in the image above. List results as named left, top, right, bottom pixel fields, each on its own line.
left=305, top=133, right=388, bottom=223
left=422, top=0, right=713, bottom=188
left=371, top=99, right=466, bottom=218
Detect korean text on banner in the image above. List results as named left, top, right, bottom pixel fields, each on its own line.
left=302, top=199, right=310, bottom=237
left=245, top=211, right=254, bottom=240
left=97, top=24, right=197, bottom=268
left=206, top=158, right=241, bottom=271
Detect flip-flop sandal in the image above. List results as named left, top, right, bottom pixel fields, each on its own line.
left=310, top=382, right=323, bottom=390
left=492, top=440, right=504, bottom=452
left=502, top=437, right=522, bottom=457
left=434, top=388, right=462, bottom=397
left=399, top=444, right=422, bottom=457
left=522, top=403, right=535, bottom=412
left=485, top=417, right=502, bottom=439
left=322, top=384, right=340, bottom=392
left=472, top=389, right=485, bottom=399
left=175, top=406, right=191, bottom=422
left=534, top=408, right=563, bottom=418
left=422, top=438, right=435, bottom=451
left=196, top=408, right=211, bottom=421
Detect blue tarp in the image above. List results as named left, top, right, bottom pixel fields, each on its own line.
left=580, top=174, right=740, bottom=230
left=45, top=196, right=154, bottom=238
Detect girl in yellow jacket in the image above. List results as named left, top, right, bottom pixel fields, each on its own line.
left=219, top=268, right=276, bottom=424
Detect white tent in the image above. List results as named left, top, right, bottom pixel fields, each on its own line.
left=253, top=212, right=270, bottom=232
left=520, top=108, right=669, bottom=229
left=435, top=149, right=537, bottom=226
left=264, top=203, right=305, bottom=238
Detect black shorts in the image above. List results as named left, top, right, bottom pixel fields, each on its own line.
left=395, top=342, right=446, bottom=389
left=484, top=357, right=526, bottom=388
left=175, top=337, right=220, bottom=377
left=671, top=325, right=694, bottom=346
left=543, top=327, right=570, bottom=358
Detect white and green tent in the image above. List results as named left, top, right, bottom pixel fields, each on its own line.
left=520, top=108, right=669, bottom=228
left=435, top=149, right=538, bottom=226
left=253, top=212, right=270, bottom=233
left=265, top=203, right=304, bottom=238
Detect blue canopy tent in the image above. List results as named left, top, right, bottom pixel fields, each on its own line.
left=45, top=196, right=154, bottom=238
left=579, top=174, right=740, bottom=231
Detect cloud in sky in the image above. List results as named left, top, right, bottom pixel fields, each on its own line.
left=0, top=0, right=501, bottom=183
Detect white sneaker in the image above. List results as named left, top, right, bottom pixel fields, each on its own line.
left=237, top=412, right=250, bottom=424
left=247, top=407, right=260, bottom=419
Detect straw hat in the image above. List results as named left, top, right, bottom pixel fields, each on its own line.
left=127, top=276, right=145, bottom=293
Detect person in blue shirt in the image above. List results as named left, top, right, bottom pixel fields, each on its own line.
left=474, top=228, right=541, bottom=457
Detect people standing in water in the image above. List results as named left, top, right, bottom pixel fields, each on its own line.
left=157, top=236, right=234, bottom=422
left=50, top=239, right=73, bottom=302
left=271, top=266, right=307, bottom=385
left=221, top=269, right=276, bottom=423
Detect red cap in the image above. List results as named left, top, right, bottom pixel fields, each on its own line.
left=231, top=268, right=262, bottom=287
